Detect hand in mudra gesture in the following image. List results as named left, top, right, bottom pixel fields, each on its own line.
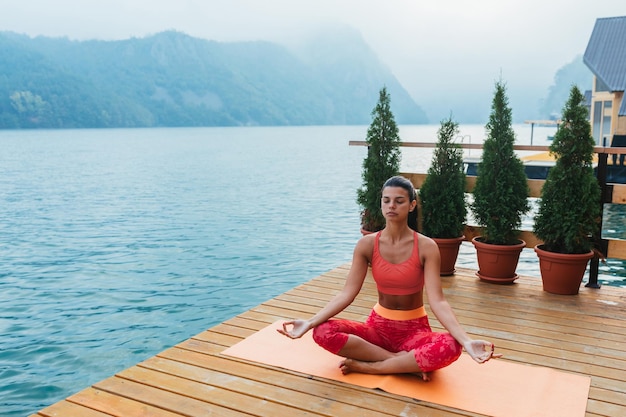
left=277, top=320, right=311, bottom=339
left=464, top=340, right=503, bottom=363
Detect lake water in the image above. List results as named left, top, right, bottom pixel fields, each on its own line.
left=1, top=125, right=624, bottom=416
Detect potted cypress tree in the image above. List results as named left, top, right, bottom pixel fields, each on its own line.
left=357, top=86, right=401, bottom=233
left=533, top=85, right=601, bottom=295
left=419, top=116, right=467, bottom=275
left=470, top=80, right=530, bottom=283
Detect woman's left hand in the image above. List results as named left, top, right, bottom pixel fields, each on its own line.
left=464, top=340, right=503, bottom=363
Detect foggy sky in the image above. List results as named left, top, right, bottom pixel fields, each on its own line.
left=2, top=0, right=625, bottom=123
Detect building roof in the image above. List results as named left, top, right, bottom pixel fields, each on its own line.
left=583, top=16, right=626, bottom=116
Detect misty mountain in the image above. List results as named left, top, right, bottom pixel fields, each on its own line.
left=0, top=30, right=428, bottom=129
left=539, top=55, right=592, bottom=119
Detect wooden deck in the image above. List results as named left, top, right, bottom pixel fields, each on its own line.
left=32, top=264, right=626, bottom=417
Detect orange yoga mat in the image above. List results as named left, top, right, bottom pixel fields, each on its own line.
left=222, top=321, right=590, bottom=417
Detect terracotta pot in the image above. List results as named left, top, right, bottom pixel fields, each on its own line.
left=471, top=236, right=526, bottom=284
left=433, top=236, right=465, bottom=276
left=534, top=245, right=594, bottom=295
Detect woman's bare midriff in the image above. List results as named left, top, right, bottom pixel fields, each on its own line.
left=378, top=291, right=424, bottom=310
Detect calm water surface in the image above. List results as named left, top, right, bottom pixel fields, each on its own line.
left=1, top=125, right=624, bottom=416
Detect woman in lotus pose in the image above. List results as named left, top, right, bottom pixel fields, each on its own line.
left=278, top=176, right=500, bottom=380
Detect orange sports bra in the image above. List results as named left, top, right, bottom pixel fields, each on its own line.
left=371, top=231, right=424, bottom=295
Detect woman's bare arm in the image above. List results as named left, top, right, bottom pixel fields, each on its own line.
left=278, top=235, right=372, bottom=339
left=421, top=236, right=500, bottom=363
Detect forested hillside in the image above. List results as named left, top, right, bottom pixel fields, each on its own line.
left=0, top=30, right=428, bottom=129
left=539, top=55, right=592, bottom=119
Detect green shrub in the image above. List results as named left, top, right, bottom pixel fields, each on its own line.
left=420, top=116, right=466, bottom=238
left=357, top=86, right=401, bottom=232
left=471, top=80, right=530, bottom=245
left=533, top=85, right=601, bottom=254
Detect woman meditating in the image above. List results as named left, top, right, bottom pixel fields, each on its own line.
left=278, top=176, right=500, bottom=381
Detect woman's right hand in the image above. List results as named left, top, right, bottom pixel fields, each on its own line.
left=463, top=339, right=503, bottom=363
left=277, top=320, right=311, bottom=339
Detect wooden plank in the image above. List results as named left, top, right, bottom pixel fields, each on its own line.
left=401, top=172, right=544, bottom=197
left=116, top=365, right=340, bottom=417
left=611, top=183, right=626, bottom=204
left=403, top=172, right=427, bottom=189
left=350, top=141, right=553, bottom=152
left=34, top=400, right=113, bottom=417
left=461, top=226, right=543, bottom=248
left=461, top=176, right=544, bottom=198
left=527, top=178, right=545, bottom=198
left=465, top=175, right=477, bottom=192
left=92, top=377, right=250, bottom=417
left=150, top=349, right=442, bottom=417
left=607, top=239, right=626, bottom=261
left=436, top=300, right=626, bottom=352
left=67, top=387, right=184, bottom=417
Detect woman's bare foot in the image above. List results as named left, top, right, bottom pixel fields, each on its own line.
left=339, top=358, right=372, bottom=375
left=339, top=359, right=432, bottom=381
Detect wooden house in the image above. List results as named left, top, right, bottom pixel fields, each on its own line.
left=584, top=16, right=626, bottom=145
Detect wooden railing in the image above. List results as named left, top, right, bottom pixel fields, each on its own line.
left=349, top=141, right=626, bottom=287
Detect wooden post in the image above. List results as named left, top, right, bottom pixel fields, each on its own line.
left=587, top=152, right=608, bottom=288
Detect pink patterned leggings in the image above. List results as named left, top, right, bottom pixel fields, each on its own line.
left=312, top=308, right=462, bottom=372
